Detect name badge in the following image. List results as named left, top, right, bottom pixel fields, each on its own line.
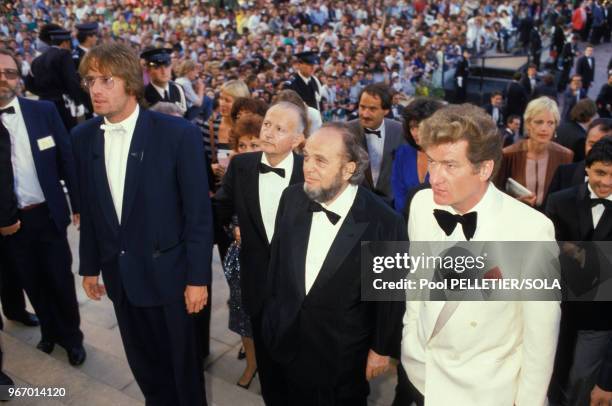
left=37, top=135, right=56, bottom=151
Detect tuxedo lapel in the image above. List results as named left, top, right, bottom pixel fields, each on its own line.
left=593, top=209, right=612, bottom=240
left=91, top=123, right=120, bottom=231
left=244, top=152, right=267, bottom=243
left=307, top=188, right=368, bottom=296
left=121, top=109, right=149, bottom=226
left=19, top=98, right=44, bottom=167
left=289, top=152, right=304, bottom=185
left=576, top=184, right=594, bottom=240
left=357, top=125, right=375, bottom=189
left=290, top=196, right=312, bottom=301
left=379, top=119, right=396, bottom=188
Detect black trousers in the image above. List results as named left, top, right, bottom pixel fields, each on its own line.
left=285, top=379, right=368, bottom=406
left=5, top=204, right=82, bottom=349
left=0, top=242, right=28, bottom=321
left=392, top=363, right=423, bottom=406
left=113, top=291, right=206, bottom=406
left=251, top=313, right=289, bottom=406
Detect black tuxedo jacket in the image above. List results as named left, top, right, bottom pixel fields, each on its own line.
left=213, top=151, right=304, bottom=316
left=599, top=339, right=612, bottom=391
left=72, top=108, right=213, bottom=307
left=504, top=81, right=528, bottom=117
left=555, top=121, right=586, bottom=162
left=548, top=160, right=586, bottom=197
left=286, top=73, right=319, bottom=111
left=262, top=184, right=407, bottom=388
left=144, top=82, right=183, bottom=107
left=575, top=55, right=595, bottom=87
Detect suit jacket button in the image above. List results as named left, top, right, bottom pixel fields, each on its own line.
left=470, top=321, right=477, bottom=327
left=120, top=250, right=126, bottom=256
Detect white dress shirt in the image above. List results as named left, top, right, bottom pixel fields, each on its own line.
left=2, top=97, right=45, bottom=208
left=304, top=184, right=358, bottom=294
left=258, top=152, right=293, bottom=243
left=588, top=184, right=612, bottom=228
left=103, top=104, right=139, bottom=224
left=364, top=121, right=385, bottom=186
left=151, top=82, right=170, bottom=100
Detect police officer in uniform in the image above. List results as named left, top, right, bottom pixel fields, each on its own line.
left=286, top=51, right=322, bottom=111
left=73, top=23, right=98, bottom=119
left=24, top=28, right=85, bottom=130
left=141, top=48, right=187, bottom=115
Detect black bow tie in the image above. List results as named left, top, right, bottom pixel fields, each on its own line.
left=258, top=162, right=285, bottom=177
left=433, top=209, right=478, bottom=241
left=364, top=128, right=381, bottom=138
left=590, top=198, right=612, bottom=209
left=308, top=200, right=341, bottom=225
left=0, top=106, right=15, bottom=115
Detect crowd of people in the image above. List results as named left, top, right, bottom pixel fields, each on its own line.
left=0, top=0, right=612, bottom=406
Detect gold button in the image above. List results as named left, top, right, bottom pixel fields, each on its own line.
left=470, top=321, right=477, bottom=327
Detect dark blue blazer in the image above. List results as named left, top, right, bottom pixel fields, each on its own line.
left=391, top=144, right=425, bottom=213
left=18, top=97, right=79, bottom=231
left=71, top=108, right=213, bottom=307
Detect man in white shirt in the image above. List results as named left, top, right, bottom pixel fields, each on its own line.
left=262, top=122, right=406, bottom=406
left=214, top=101, right=306, bottom=406
left=402, top=103, right=561, bottom=406
left=73, top=42, right=212, bottom=405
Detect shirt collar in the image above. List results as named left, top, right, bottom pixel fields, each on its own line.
left=588, top=183, right=612, bottom=201
left=103, top=104, right=139, bottom=130
left=321, top=183, right=358, bottom=220
left=298, top=72, right=311, bottom=84
left=364, top=120, right=385, bottom=134
left=438, top=182, right=494, bottom=217
left=79, top=45, right=89, bottom=52
left=2, top=96, right=21, bottom=117
left=261, top=151, right=294, bottom=172
left=151, top=82, right=170, bottom=97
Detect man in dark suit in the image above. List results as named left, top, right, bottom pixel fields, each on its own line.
left=214, top=101, right=306, bottom=405
left=72, top=23, right=98, bottom=120
left=286, top=51, right=322, bottom=111
left=504, top=72, right=528, bottom=129
left=558, top=34, right=579, bottom=92
left=0, top=49, right=85, bottom=366
left=520, top=64, right=539, bottom=98
left=561, top=74, right=588, bottom=121
left=502, top=114, right=522, bottom=147
left=575, top=44, right=596, bottom=95
left=262, top=122, right=406, bottom=406
left=546, top=137, right=612, bottom=406
left=347, top=83, right=405, bottom=204
left=24, top=29, right=85, bottom=130
left=141, top=48, right=187, bottom=115
left=548, top=118, right=612, bottom=197
left=596, top=70, right=611, bottom=118
left=73, top=43, right=211, bottom=405
left=533, top=73, right=559, bottom=103
left=454, top=49, right=470, bottom=103
left=556, top=99, right=597, bottom=162
left=483, top=91, right=505, bottom=128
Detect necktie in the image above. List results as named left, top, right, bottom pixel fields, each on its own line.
left=590, top=198, right=612, bottom=209
left=163, top=89, right=170, bottom=101
left=308, top=200, right=341, bottom=225
left=365, top=128, right=381, bottom=138
left=0, top=106, right=15, bottom=115
left=258, top=162, right=285, bottom=178
left=433, top=209, right=478, bottom=240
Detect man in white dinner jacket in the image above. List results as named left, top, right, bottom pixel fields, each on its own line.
left=401, top=103, right=561, bottom=406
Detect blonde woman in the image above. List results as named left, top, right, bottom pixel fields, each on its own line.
left=496, top=96, right=573, bottom=209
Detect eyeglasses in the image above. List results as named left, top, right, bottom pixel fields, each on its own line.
left=0, top=69, right=20, bottom=80
left=82, top=76, right=115, bottom=90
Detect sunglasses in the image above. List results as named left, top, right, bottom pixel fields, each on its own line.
left=0, top=69, right=19, bottom=80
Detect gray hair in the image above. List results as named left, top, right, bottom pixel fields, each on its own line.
left=149, top=102, right=184, bottom=117
left=270, top=101, right=308, bottom=137
left=320, top=122, right=369, bottom=185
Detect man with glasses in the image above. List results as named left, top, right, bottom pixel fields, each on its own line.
left=141, top=48, right=187, bottom=115
left=73, top=42, right=212, bottom=405
left=0, top=48, right=85, bottom=366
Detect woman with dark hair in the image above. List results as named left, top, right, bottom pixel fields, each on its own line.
left=222, top=114, right=263, bottom=390
left=391, top=97, right=445, bottom=212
